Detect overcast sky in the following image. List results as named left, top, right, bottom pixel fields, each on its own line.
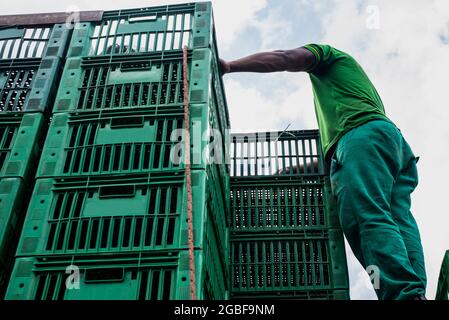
left=2, top=0, right=448, bottom=300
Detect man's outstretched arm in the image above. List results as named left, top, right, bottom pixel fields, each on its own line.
left=220, top=47, right=316, bottom=74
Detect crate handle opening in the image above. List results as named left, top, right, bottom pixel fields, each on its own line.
left=107, top=65, right=161, bottom=84
left=99, top=185, right=135, bottom=198
left=84, top=268, right=125, bottom=283
left=116, top=15, right=167, bottom=34
left=110, top=117, right=144, bottom=128
left=128, top=15, right=157, bottom=23
left=119, top=63, right=151, bottom=72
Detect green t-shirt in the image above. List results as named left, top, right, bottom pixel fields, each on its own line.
left=303, top=44, right=391, bottom=160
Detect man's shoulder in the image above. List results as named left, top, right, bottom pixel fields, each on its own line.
left=303, top=44, right=354, bottom=74
left=304, top=44, right=356, bottom=62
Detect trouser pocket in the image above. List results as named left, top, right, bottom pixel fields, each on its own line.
left=411, top=156, right=419, bottom=188
left=330, top=152, right=343, bottom=195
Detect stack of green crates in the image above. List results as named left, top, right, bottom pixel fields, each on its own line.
left=0, top=19, right=72, bottom=296
left=229, top=130, right=349, bottom=299
left=5, top=2, right=230, bottom=300
left=436, top=250, right=449, bottom=300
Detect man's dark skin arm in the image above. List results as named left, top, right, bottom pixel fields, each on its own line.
left=220, top=47, right=316, bottom=74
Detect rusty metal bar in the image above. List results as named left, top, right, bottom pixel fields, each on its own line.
left=0, top=11, right=103, bottom=26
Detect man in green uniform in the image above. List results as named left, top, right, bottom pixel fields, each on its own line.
left=220, top=44, right=427, bottom=300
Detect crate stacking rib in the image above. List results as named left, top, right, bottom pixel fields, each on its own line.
left=0, top=178, right=28, bottom=297
left=0, top=113, right=45, bottom=181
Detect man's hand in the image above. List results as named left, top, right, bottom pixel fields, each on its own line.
left=220, top=58, right=231, bottom=75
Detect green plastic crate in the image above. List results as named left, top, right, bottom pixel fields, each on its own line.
left=230, top=230, right=349, bottom=297
left=230, top=176, right=339, bottom=233
left=0, top=113, right=45, bottom=181
left=0, top=24, right=71, bottom=60
left=0, top=178, right=27, bottom=297
left=67, top=2, right=215, bottom=57
left=436, top=250, right=449, bottom=300
left=37, top=107, right=227, bottom=179
left=38, top=110, right=185, bottom=176
left=6, top=249, right=228, bottom=300
left=53, top=48, right=229, bottom=131
left=0, top=57, right=64, bottom=113
left=231, top=130, right=324, bottom=177
left=16, top=169, right=228, bottom=265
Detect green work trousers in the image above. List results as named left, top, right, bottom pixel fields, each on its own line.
left=330, top=119, right=426, bottom=300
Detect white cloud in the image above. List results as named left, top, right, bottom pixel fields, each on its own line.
left=224, top=78, right=279, bottom=133
left=224, top=73, right=317, bottom=133
left=211, top=0, right=268, bottom=49
left=249, top=6, right=293, bottom=51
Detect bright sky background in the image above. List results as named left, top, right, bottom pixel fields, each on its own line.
left=2, top=0, right=448, bottom=300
